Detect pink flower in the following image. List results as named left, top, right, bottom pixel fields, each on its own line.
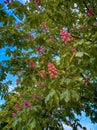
left=20, top=93, right=24, bottom=98
left=37, top=47, right=43, bottom=54
left=29, top=60, right=35, bottom=69
left=24, top=101, right=32, bottom=108
left=60, top=29, right=73, bottom=44
left=70, top=45, right=76, bottom=54
left=15, top=103, right=22, bottom=111
left=37, top=47, right=45, bottom=54
left=39, top=70, right=47, bottom=78
left=49, top=36, right=54, bottom=41
left=28, top=33, right=34, bottom=39
left=42, top=22, right=49, bottom=32
left=87, top=8, right=94, bottom=17
left=38, top=82, right=44, bottom=88
left=12, top=53, right=14, bottom=58
left=16, top=79, right=19, bottom=83
left=12, top=113, right=16, bottom=118
left=17, top=22, right=21, bottom=28
left=33, top=94, right=38, bottom=100
left=48, top=63, right=58, bottom=79
left=81, top=24, right=87, bottom=29
left=35, top=0, right=41, bottom=6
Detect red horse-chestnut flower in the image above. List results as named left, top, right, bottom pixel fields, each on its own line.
left=15, top=103, right=22, bottom=111
left=33, top=94, right=38, bottom=99
left=20, top=93, right=24, bottom=98
left=37, top=47, right=45, bottom=55
left=12, top=113, right=16, bottom=118
left=17, top=22, right=21, bottom=28
left=28, top=33, right=34, bottom=39
left=39, top=70, right=47, bottom=78
left=87, top=8, right=94, bottom=17
left=16, top=79, right=19, bottom=83
left=23, top=101, right=32, bottom=108
left=70, top=45, right=77, bottom=54
left=38, top=82, right=44, bottom=88
left=60, top=29, right=73, bottom=44
left=48, top=63, right=58, bottom=79
left=35, top=0, right=41, bottom=6
left=42, top=22, right=49, bottom=32
left=29, top=60, right=35, bottom=69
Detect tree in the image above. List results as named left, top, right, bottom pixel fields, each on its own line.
left=0, top=0, right=97, bottom=129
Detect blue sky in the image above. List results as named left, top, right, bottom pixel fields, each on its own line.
left=0, top=0, right=97, bottom=130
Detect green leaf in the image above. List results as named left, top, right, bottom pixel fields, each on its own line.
left=12, top=117, right=22, bottom=128
left=65, top=78, right=71, bottom=85
left=71, top=90, right=80, bottom=101
left=75, top=52, right=84, bottom=57
left=60, top=77, right=65, bottom=85
left=8, top=1, right=21, bottom=9
left=29, top=119, right=36, bottom=129
left=60, top=90, right=70, bottom=103
left=12, top=120, right=18, bottom=127
left=45, top=89, right=55, bottom=104
left=54, top=94, right=59, bottom=106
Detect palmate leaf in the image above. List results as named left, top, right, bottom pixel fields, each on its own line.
left=29, top=119, right=36, bottom=129
left=75, top=52, right=84, bottom=57
left=54, top=93, right=59, bottom=106
left=45, top=89, right=56, bottom=104
left=12, top=117, right=22, bottom=128
left=60, top=89, right=70, bottom=103
left=71, top=90, right=80, bottom=101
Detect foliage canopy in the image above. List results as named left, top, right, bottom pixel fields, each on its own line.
left=0, top=0, right=97, bottom=129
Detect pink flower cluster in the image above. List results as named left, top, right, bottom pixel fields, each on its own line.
left=15, top=103, right=22, bottom=111
left=42, top=22, right=49, bottom=32
left=12, top=100, right=32, bottom=118
left=23, top=101, right=32, bottom=108
left=87, top=8, right=94, bottom=17
left=17, top=22, right=21, bottom=28
left=37, top=47, right=45, bottom=55
left=81, top=24, right=87, bottom=29
left=33, top=94, right=38, bottom=100
left=12, top=113, right=16, bottom=118
left=39, top=70, right=47, bottom=78
left=48, top=63, right=58, bottom=79
left=16, top=79, right=19, bottom=84
left=20, top=93, right=24, bottom=98
left=35, top=0, right=41, bottom=6
left=48, top=36, right=54, bottom=42
left=38, top=82, right=44, bottom=88
left=28, top=33, right=34, bottom=39
left=70, top=45, right=76, bottom=54
left=60, top=29, right=73, bottom=44
left=29, top=60, right=35, bottom=69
